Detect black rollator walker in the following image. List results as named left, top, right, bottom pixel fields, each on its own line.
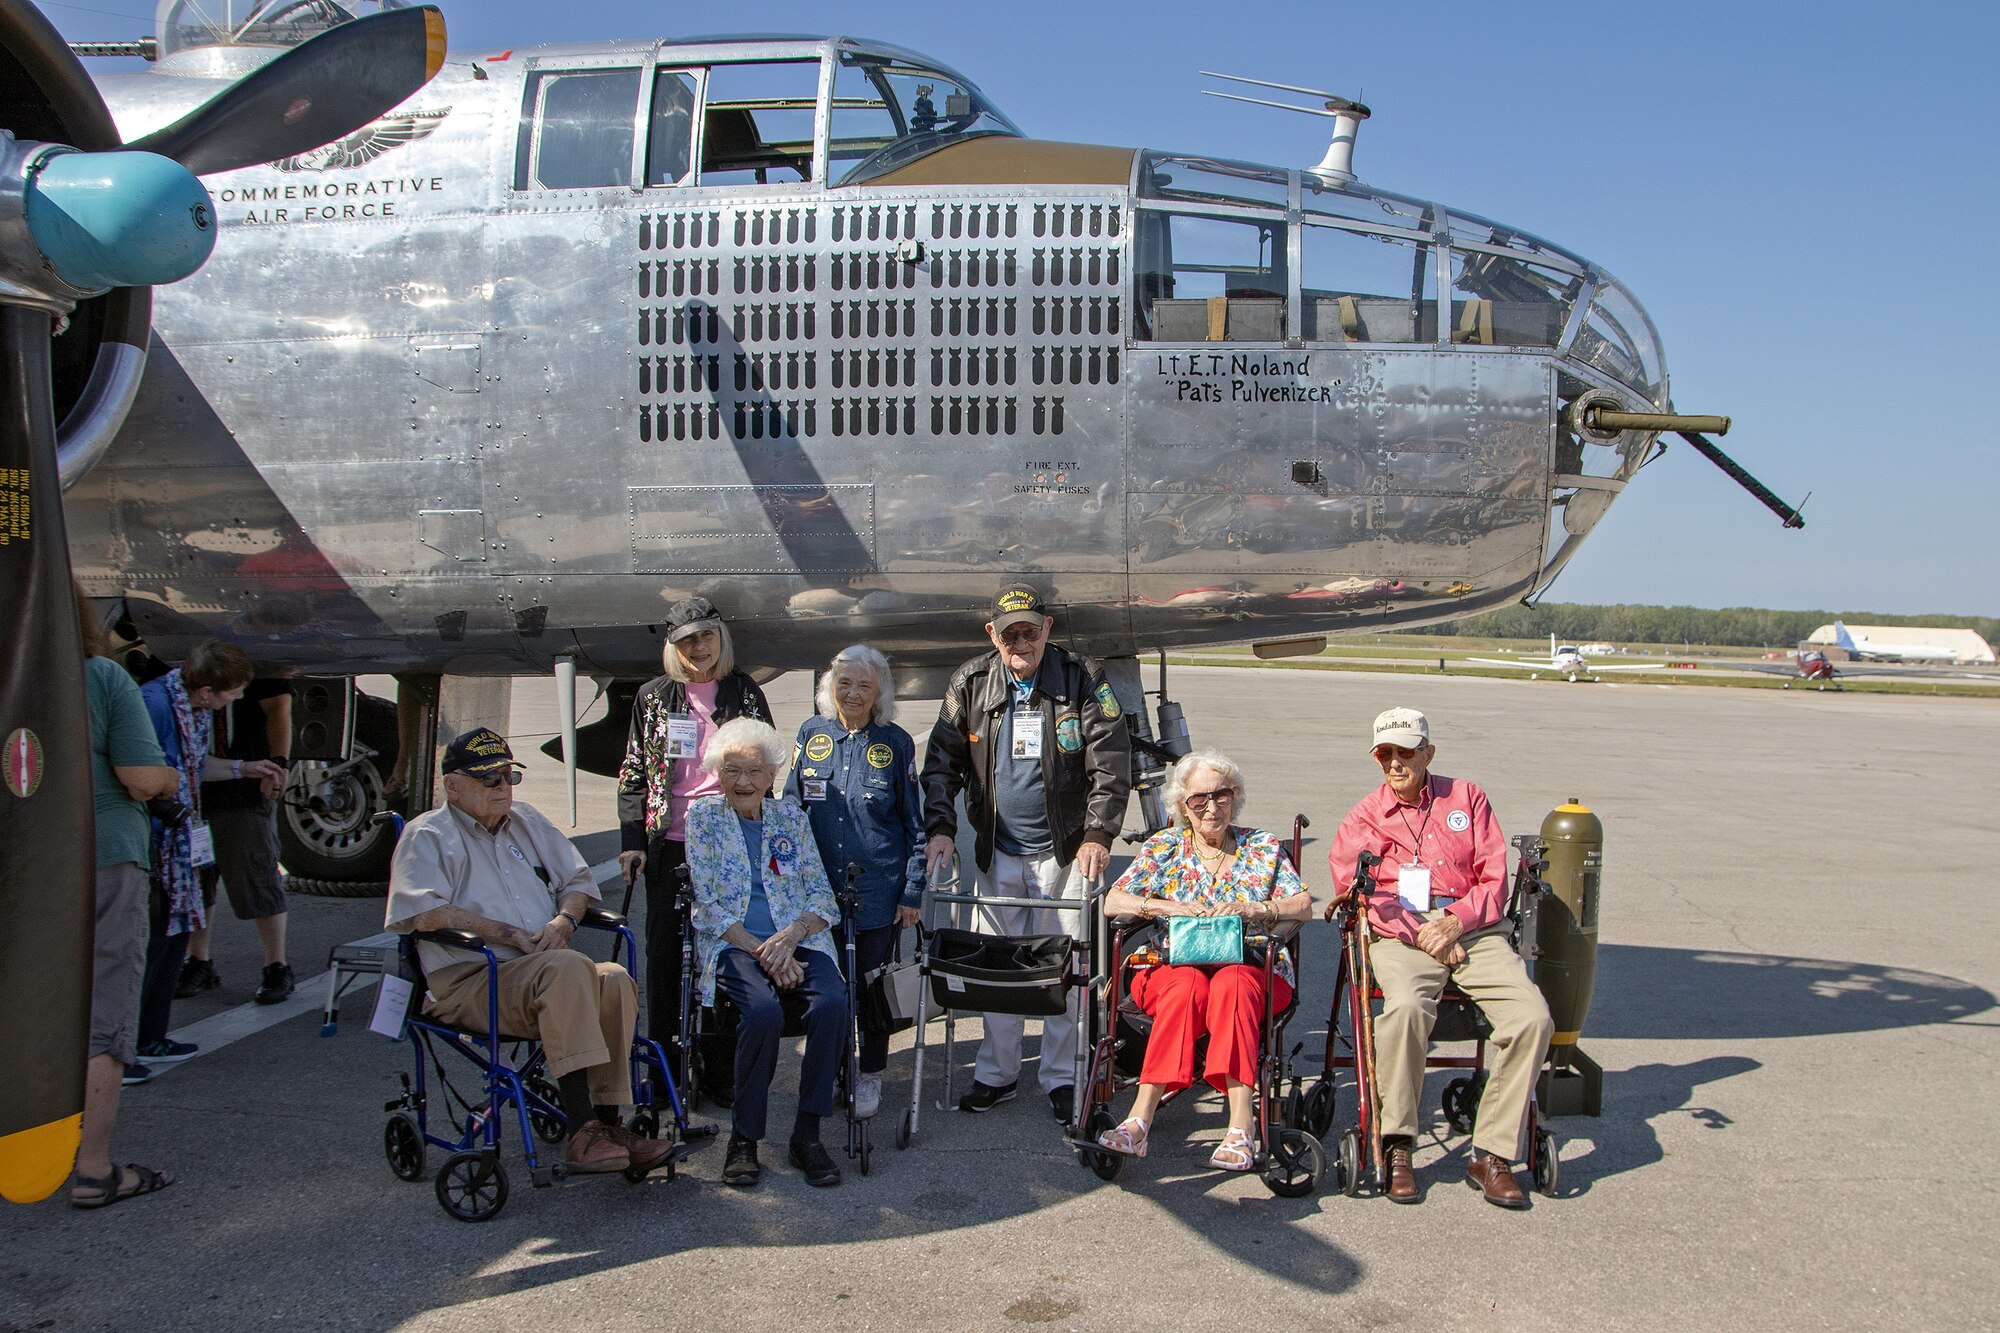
left=898, top=855, right=1106, bottom=1152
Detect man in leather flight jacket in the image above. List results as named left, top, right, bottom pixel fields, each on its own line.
left=921, top=584, right=1130, bottom=1120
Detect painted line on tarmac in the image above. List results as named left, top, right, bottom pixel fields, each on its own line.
left=147, top=862, right=632, bottom=1071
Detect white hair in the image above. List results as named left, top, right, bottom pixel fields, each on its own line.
left=814, top=643, right=896, bottom=726
left=663, top=619, right=737, bottom=683
left=701, top=717, right=787, bottom=773
left=1163, top=749, right=1247, bottom=826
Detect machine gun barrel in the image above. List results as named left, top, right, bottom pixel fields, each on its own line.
left=1584, top=408, right=1732, bottom=435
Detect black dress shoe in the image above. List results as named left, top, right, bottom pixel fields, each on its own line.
left=788, top=1139, right=842, bottom=1187
left=1048, top=1085, right=1075, bottom=1124
left=722, top=1135, right=761, bottom=1187
left=957, top=1079, right=1017, bottom=1113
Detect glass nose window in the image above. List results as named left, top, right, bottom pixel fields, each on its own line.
left=1136, top=212, right=1286, bottom=342
left=1300, top=222, right=1434, bottom=343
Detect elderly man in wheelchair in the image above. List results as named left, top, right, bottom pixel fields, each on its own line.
left=1327, top=708, right=1554, bottom=1209
left=385, top=728, right=674, bottom=1177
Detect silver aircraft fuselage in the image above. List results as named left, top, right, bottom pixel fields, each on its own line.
left=64, top=33, right=1670, bottom=678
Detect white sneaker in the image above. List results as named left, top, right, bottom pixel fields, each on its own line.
left=853, top=1072, right=883, bottom=1119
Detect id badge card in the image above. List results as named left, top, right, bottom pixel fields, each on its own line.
left=188, top=819, right=217, bottom=868
left=1011, top=709, right=1043, bottom=760
left=1397, top=862, right=1431, bottom=912
left=665, top=712, right=699, bottom=760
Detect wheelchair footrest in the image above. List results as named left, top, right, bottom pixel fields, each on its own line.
left=680, top=1121, right=721, bottom=1141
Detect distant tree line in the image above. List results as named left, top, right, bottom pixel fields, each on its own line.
left=1402, top=603, right=2000, bottom=649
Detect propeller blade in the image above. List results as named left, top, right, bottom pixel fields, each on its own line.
left=125, top=5, right=446, bottom=177
left=0, top=308, right=95, bottom=1204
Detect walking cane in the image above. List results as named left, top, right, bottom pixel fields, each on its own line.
left=1348, top=851, right=1385, bottom=1186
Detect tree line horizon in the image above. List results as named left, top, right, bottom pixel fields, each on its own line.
left=1399, top=603, right=2000, bottom=650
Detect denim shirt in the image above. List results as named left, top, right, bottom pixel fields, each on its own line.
left=685, top=795, right=839, bottom=1005
left=783, top=717, right=924, bottom=930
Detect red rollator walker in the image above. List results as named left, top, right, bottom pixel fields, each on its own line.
left=1302, top=836, right=1561, bottom=1198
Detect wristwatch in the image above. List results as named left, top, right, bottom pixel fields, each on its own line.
left=559, top=910, right=583, bottom=928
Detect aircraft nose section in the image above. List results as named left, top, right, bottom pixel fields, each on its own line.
left=23, top=149, right=216, bottom=292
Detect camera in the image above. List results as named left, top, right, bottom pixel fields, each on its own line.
left=146, top=795, right=190, bottom=829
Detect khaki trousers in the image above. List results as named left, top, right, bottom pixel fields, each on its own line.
left=1367, top=917, right=1553, bottom=1161
left=426, top=950, right=637, bottom=1106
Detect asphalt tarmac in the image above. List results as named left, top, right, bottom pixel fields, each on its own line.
left=5, top=666, right=1995, bottom=1331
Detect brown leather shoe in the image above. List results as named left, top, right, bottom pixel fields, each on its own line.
left=565, top=1121, right=631, bottom=1174
left=1384, top=1137, right=1420, bottom=1204
left=606, top=1123, right=674, bottom=1173
left=1465, top=1150, right=1529, bottom=1209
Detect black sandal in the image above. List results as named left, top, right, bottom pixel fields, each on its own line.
left=70, top=1163, right=173, bottom=1210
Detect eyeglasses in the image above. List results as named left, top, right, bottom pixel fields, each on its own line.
left=1372, top=745, right=1424, bottom=763
left=997, top=624, right=1044, bottom=646
left=470, top=770, right=522, bottom=789
left=1184, top=788, right=1236, bottom=810
left=721, top=764, right=773, bottom=781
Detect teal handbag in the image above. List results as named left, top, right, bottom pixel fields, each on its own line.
left=1167, top=914, right=1244, bottom=966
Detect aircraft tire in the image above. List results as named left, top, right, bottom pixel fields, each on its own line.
left=278, top=692, right=401, bottom=884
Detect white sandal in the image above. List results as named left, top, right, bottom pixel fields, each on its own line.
left=1097, top=1117, right=1150, bottom=1157
left=1209, top=1127, right=1254, bottom=1172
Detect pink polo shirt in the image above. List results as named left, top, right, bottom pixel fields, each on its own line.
left=1326, top=774, right=1508, bottom=946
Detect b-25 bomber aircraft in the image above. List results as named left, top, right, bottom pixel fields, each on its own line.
left=42, top=0, right=1800, bottom=881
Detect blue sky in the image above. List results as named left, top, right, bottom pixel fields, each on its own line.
left=42, top=1, right=2000, bottom=617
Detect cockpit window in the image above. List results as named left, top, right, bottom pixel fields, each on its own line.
left=647, top=69, right=700, bottom=186
left=829, top=54, right=1023, bottom=186
left=1573, top=278, right=1666, bottom=402
left=1135, top=212, right=1286, bottom=341
left=1139, top=154, right=1289, bottom=210
left=698, top=61, right=821, bottom=185
left=515, top=68, right=642, bottom=190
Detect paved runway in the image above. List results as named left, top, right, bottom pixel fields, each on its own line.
left=5, top=666, right=1995, bottom=1331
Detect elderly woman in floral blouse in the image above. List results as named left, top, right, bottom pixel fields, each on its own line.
left=1096, top=749, right=1312, bottom=1170
left=684, top=718, right=847, bottom=1190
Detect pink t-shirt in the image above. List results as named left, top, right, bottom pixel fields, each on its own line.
left=664, top=679, right=722, bottom=841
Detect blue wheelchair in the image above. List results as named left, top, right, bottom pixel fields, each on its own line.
left=381, top=906, right=712, bottom=1221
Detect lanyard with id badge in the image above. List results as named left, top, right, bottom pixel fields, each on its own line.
left=664, top=712, right=700, bottom=760
left=1009, top=679, right=1042, bottom=762
left=1395, top=778, right=1435, bottom=912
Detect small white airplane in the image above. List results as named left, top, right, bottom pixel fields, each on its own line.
left=1832, top=621, right=1966, bottom=665
left=1466, top=634, right=1670, bottom=682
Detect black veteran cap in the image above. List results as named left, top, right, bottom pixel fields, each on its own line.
left=990, top=583, right=1049, bottom=631
left=664, top=595, right=723, bottom=643
left=442, top=727, right=521, bottom=777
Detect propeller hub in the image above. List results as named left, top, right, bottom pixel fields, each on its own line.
left=1, top=132, right=216, bottom=312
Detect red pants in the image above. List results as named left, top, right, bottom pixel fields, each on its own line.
left=1130, top=964, right=1291, bottom=1093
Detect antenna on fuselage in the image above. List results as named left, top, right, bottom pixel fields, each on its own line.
left=1199, top=71, right=1371, bottom=183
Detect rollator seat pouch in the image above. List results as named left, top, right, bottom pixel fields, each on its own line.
left=926, top=928, right=1073, bottom=1016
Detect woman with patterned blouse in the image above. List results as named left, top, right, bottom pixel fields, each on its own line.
left=684, top=718, right=847, bottom=1190
left=1096, top=750, right=1313, bottom=1170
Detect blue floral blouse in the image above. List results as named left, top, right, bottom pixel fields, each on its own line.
left=684, top=793, right=840, bottom=1004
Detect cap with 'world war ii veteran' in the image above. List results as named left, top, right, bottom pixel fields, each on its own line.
left=664, top=595, right=723, bottom=643
left=990, top=583, right=1049, bottom=632
left=441, top=727, right=523, bottom=777
left=1370, top=708, right=1429, bottom=751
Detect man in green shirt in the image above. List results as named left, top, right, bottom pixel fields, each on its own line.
left=70, top=627, right=179, bottom=1210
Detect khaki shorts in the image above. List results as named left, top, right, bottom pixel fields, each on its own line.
left=90, top=861, right=150, bottom=1063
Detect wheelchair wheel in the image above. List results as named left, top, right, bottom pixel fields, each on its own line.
left=1303, top=1079, right=1337, bottom=1140
left=1262, top=1126, right=1325, bottom=1198
left=1337, top=1128, right=1361, bottom=1197
left=525, top=1075, right=568, bottom=1145
left=1441, top=1076, right=1481, bottom=1135
left=384, top=1112, right=425, bottom=1182
left=1533, top=1129, right=1560, bottom=1197
left=436, top=1150, right=509, bottom=1223
left=1076, top=1108, right=1124, bottom=1183
left=895, top=1108, right=914, bottom=1150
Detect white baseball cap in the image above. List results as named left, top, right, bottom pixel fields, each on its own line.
left=1370, top=707, right=1429, bottom=751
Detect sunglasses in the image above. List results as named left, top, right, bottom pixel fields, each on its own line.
left=997, top=624, right=1044, bottom=645
left=1184, top=788, right=1236, bottom=809
left=1372, top=745, right=1424, bottom=763
left=469, top=769, right=522, bottom=789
